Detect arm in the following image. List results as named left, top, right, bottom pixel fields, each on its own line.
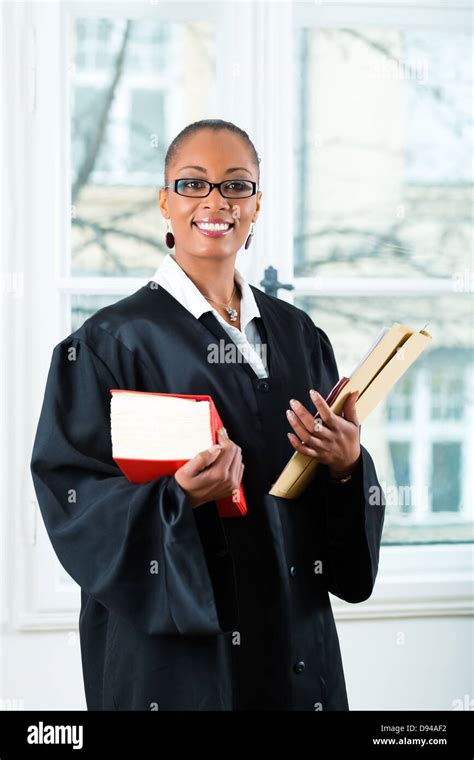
left=30, top=337, right=238, bottom=635
left=291, top=323, right=386, bottom=603
left=316, top=444, right=386, bottom=603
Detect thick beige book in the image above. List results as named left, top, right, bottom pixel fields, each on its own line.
left=269, top=323, right=432, bottom=499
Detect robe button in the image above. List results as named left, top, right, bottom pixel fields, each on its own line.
left=257, top=379, right=270, bottom=393
left=294, top=661, right=305, bottom=674
left=289, top=565, right=297, bottom=577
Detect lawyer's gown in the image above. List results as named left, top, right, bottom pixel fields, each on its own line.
left=30, top=281, right=386, bottom=711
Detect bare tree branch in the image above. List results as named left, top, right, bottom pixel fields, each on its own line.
left=295, top=223, right=456, bottom=277
left=72, top=216, right=165, bottom=257
left=72, top=20, right=132, bottom=203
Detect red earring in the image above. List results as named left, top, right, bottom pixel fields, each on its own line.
left=165, top=220, right=175, bottom=249
left=244, top=222, right=255, bottom=250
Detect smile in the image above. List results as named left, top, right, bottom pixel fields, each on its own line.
left=193, top=222, right=234, bottom=237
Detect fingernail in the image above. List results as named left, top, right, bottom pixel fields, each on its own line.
left=310, top=388, right=317, bottom=397
left=289, top=398, right=300, bottom=409
left=208, top=444, right=222, bottom=453
left=286, top=409, right=294, bottom=419
left=218, top=427, right=229, bottom=438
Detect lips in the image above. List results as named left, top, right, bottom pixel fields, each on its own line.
left=192, top=220, right=235, bottom=238
left=193, top=217, right=235, bottom=225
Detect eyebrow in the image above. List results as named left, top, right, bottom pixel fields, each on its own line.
left=177, top=165, right=253, bottom=176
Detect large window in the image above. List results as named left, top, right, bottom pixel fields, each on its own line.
left=67, top=13, right=473, bottom=545
left=294, top=26, right=473, bottom=544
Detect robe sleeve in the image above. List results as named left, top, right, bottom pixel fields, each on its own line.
left=30, top=336, right=239, bottom=636
left=309, top=324, right=386, bottom=604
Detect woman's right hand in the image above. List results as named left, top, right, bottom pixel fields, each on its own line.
left=174, top=427, right=244, bottom=509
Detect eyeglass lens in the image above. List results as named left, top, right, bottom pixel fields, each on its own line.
left=176, top=179, right=254, bottom=198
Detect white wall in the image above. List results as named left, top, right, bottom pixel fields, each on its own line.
left=1, top=590, right=472, bottom=710
left=1, top=629, right=86, bottom=711
left=339, top=617, right=473, bottom=711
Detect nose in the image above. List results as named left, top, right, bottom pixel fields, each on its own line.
left=202, top=186, right=231, bottom=208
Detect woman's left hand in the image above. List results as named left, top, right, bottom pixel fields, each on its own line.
left=286, top=389, right=361, bottom=478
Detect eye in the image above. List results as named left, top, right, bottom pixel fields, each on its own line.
left=183, top=179, right=206, bottom=190
left=225, top=181, right=247, bottom=192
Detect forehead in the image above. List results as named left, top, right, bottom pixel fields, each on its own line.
left=171, top=129, right=255, bottom=173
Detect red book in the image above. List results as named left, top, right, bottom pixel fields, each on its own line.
left=109, top=389, right=247, bottom=518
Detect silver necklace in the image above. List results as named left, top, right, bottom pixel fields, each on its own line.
left=203, top=283, right=239, bottom=322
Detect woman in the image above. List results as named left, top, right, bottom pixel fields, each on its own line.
left=31, top=119, right=385, bottom=711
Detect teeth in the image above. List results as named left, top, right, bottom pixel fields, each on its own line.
left=195, top=222, right=232, bottom=231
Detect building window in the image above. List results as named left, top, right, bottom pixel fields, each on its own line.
left=431, top=441, right=462, bottom=513
left=294, top=23, right=472, bottom=544
left=387, top=376, right=413, bottom=422
left=431, top=369, right=464, bottom=421
left=388, top=441, right=412, bottom=515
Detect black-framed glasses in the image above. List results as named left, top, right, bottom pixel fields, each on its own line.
left=164, top=178, right=258, bottom=199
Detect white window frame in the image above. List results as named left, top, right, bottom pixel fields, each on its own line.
left=287, top=1, right=473, bottom=620
left=2, top=0, right=472, bottom=631
left=385, top=364, right=473, bottom=523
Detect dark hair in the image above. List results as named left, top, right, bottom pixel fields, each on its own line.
left=164, top=119, right=261, bottom=186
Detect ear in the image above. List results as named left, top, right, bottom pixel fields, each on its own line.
left=254, top=189, right=263, bottom=221
left=158, top=187, right=169, bottom=219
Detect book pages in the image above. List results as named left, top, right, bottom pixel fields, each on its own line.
left=111, top=392, right=213, bottom=460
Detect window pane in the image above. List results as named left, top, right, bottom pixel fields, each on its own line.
left=387, top=375, right=413, bottom=422
left=431, top=369, right=464, bottom=420
left=72, top=86, right=113, bottom=174
left=294, top=28, right=473, bottom=279
left=70, top=18, right=216, bottom=276
left=431, top=442, right=462, bottom=513
left=295, top=294, right=473, bottom=544
left=388, top=441, right=412, bottom=515
left=128, top=89, right=165, bottom=174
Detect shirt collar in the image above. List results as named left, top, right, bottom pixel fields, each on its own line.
left=150, top=253, right=261, bottom=331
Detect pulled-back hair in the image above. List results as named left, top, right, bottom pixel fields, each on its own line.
left=164, top=119, right=261, bottom=185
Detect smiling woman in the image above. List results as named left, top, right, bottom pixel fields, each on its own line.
left=159, top=123, right=262, bottom=300
left=30, top=118, right=386, bottom=711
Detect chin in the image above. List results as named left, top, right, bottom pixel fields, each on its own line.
left=193, top=245, right=238, bottom=259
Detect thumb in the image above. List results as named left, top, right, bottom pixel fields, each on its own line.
left=343, top=391, right=360, bottom=426
left=182, top=444, right=222, bottom=477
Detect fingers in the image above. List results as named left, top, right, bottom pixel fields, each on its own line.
left=216, top=427, right=232, bottom=446
left=309, top=389, right=338, bottom=429
left=232, top=452, right=245, bottom=488
left=287, top=432, right=323, bottom=459
left=183, top=427, right=234, bottom=477
left=342, top=391, right=360, bottom=426
left=228, top=446, right=244, bottom=492
left=177, top=427, right=243, bottom=508
left=221, top=437, right=243, bottom=488
left=185, top=443, right=223, bottom=476
left=287, top=398, right=332, bottom=443
left=288, top=399, right=314, bottom=433
left=216, top=428, right=240, bottom=468
left=286, top=407, right=332, bottom=458
left=215, top=428, right=243, bottom=494
left=286, top=390, right=362, bottom=474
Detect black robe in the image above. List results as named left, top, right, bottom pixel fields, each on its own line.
left=30, top=281, right=385, bottom=711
